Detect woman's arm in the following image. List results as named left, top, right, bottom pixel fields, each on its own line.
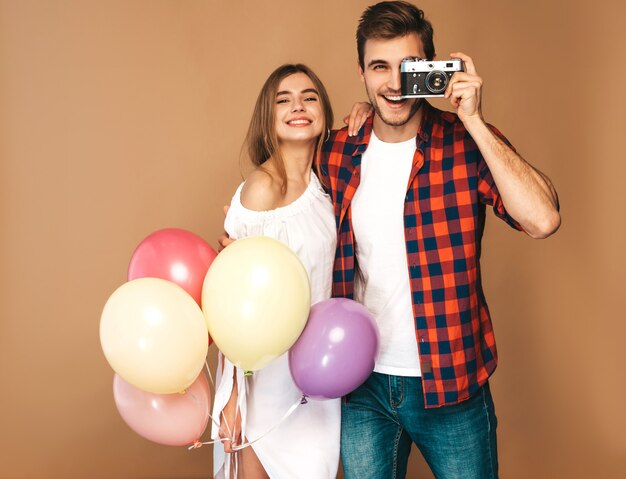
left=218, top=367, right=241, bottom=453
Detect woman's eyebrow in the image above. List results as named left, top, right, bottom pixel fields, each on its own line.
left=276, top=88, right=319, bottom=96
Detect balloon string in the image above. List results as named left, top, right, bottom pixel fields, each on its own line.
left=187, top=408, right=230, bottom=451
left=232, top=372, right=246, bottom=443
left=230, top=384, right=244, bottom=479
left=221, top=374, right=245, bottom=479
left=204, top=359, right=215, bottom=390
left=187, top=372, right=234, bottom=453
left=196, top=361, right=307, bottom=477
left=188, top=362, right=221, bottom=449
left=230, top=393, right=306, bottom=451
left=187, top=437, right=227, bottom=450
left=188, top=378, right=231, bottom=451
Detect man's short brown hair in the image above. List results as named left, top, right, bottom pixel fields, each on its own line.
left=357, top=1, right=435, bottom=68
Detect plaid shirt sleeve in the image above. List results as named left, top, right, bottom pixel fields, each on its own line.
left=320, top=128, right=363, bottom=299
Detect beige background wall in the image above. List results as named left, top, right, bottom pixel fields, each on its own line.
left=1, top=0, right=624, bottom=478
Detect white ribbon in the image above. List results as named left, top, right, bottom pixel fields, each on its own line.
left=189, top=364, right=308, bottom=479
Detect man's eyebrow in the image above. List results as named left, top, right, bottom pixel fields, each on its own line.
left=367, top=59, right=389, bottom=67
left=276, top=88, right=320, bottom=96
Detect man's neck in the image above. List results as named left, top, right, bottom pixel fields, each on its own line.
left=372, top=105, right=424, bottom=143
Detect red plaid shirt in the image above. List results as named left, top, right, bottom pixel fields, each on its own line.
left=320, top=103, right=523, bottom=408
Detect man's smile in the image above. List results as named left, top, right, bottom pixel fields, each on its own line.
left=381, top=94, right=408, bottom=108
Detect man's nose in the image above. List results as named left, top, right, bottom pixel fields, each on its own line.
left=388, top=68, right=401, bottom=92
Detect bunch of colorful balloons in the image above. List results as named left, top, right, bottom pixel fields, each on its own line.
left=100, top=228, right=216, bottom=446
left=100, top=229, right=380, bottom=448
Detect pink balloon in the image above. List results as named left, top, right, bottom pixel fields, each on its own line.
left=289, top=298, right=379, bottom=400
left=128, top=228, right=217, bottom=307
left=113, top=372, right=211, bottom=446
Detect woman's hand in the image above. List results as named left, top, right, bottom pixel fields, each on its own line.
left=217, top=205, right=234, bottom=252
left=343, top=101, right=373, bottom=136
left=218, top=378, right=242, bottom=453
left=217, top=231, right=234, bottom=252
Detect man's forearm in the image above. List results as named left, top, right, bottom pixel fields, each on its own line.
left=465, top=117, right=561, bottom=238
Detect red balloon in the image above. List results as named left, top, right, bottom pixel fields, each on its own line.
left=128, top=228, right=217, bottom=308
left=113, top=372, right=211, bottom=446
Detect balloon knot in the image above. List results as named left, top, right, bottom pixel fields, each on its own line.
left=244, top=370, right=253, bottom=377
left=191, top=440, right=203, bottom=449
left=300, top=395, right=308, bottom=405
left=178, top=390, right=186, bottom=395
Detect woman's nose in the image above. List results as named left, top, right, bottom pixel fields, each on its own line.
left=291, top=98, right=305, bottom=112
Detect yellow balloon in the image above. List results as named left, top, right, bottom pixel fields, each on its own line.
left=202, top=236, right=311, bottom=371
left=100, top=278, right=208, bottom=394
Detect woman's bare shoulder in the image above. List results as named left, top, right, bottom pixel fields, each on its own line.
left=240, top=168, right=282, bottom=211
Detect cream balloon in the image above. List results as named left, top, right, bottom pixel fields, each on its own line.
left=100, top=278, right=208, bottom=394
left=202, top=236, right=311, bottom=372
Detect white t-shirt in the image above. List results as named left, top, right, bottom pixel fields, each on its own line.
left=351, top=130, right=422, bottom=377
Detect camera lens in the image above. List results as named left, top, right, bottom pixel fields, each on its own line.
left=425, top=71, right=448, bottom=94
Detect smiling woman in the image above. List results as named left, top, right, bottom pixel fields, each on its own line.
left=210, top=64, right=340, bottom=479
left=243, top=64, right=333, bottom=200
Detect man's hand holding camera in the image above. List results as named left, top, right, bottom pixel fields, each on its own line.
left=444, top=52, right=483, bottom=125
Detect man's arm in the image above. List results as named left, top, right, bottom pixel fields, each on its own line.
left=446, top=52, right=561, bottom=239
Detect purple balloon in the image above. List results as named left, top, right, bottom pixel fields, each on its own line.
left=289, top=298, right=379, bottom=400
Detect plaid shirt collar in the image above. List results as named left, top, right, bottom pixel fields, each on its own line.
left=353, top=101, right=435, bottom=157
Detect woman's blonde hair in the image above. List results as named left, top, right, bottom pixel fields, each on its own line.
left=244, top=64, right=334, bottom=192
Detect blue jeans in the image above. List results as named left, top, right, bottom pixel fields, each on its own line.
left=341, top=373, right=498, bottom=479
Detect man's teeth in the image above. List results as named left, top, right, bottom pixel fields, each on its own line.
left=384, top=95, right=403, bottom=101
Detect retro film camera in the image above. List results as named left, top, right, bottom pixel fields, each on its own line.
left=401, top=58, right=464, bottom=97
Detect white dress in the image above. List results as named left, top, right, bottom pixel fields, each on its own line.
left=211, top=172, right=340, bottom=479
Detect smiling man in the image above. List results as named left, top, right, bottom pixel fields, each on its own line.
left=320, top=2, right=561, bottom=478
left=360, top=33, right=425, bottom=135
